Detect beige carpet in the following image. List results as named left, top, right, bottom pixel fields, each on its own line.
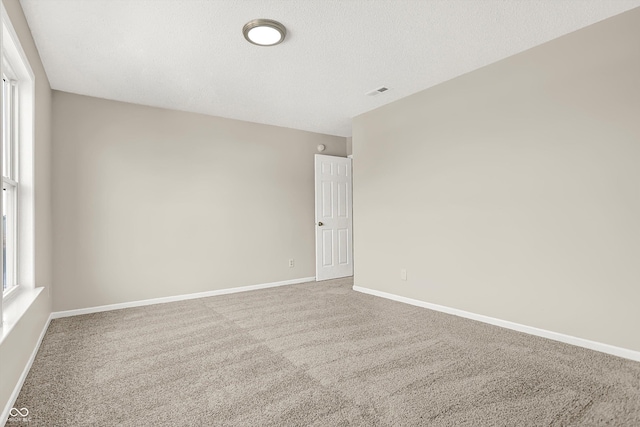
left=9, top=277, right=640, bottom=426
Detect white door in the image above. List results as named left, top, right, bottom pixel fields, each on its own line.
left=315, top=154, right=353, bottom=281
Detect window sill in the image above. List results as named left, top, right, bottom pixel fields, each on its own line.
left=0, top=286, right=44, bottom=345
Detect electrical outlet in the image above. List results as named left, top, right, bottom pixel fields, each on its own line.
left=289, top=259, right=295, bottom=268
left=400, top=269, right=407, bottom=281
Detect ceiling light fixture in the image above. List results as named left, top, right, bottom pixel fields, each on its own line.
left=243, top=19, right=286, bottom=46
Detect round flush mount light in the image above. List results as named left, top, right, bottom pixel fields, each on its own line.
left=243, top=19, right=286, bottom=46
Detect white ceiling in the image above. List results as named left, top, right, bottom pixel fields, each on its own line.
left=19, top=0, right=640, bottom=137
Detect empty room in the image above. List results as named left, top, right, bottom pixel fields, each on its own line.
left=1, top=0, right=640, bottom=425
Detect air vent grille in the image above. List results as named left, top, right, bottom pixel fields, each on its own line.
left=365, top=86, right=390, bottom=96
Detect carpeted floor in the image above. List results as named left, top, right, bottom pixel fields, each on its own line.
left=9, top=277, right=640, bottom=426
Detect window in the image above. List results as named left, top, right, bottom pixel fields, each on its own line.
left=3, top=62, right=18, bottom=293
left=1, top=3, right=35, bottom=316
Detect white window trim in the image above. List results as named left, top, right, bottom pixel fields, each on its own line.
left=1, top=3, right=36, bottom=327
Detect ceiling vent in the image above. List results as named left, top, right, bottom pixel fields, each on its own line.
left=366, top=86, right=390, bottom=96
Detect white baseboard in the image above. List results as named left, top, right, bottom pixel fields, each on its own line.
left=1, top=313, right=52, bottom=427
left=353, top=286, right=640, bottom=362
left=51, top=277, right=316, bottom=319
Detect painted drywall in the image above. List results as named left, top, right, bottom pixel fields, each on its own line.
left=353, top=8, right=640, bottom=352
left=52, top=92, right=346, bottom=311
left=346, top=137, right=353, bottom=156
left=0, top=0, right=52, bottom=414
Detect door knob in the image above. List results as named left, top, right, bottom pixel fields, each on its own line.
left=317, top=222, right=324, bottom=226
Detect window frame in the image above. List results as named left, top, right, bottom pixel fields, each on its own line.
left=1, top=3, right=36, bottom=324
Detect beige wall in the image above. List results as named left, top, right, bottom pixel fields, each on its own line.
left=0, top=0, right=52, bottom=412
left=52, top=92, right=346, bottom=311
left=353, top=8, right=640, bottom=352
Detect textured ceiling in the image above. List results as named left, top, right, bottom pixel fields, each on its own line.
left=19, top=0, right=640, bottom=137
